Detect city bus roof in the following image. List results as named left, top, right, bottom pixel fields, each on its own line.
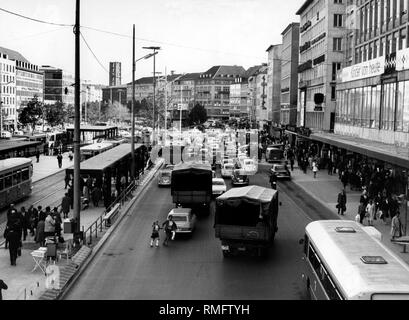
left=0, top=140, right=41, bottom=153
left=0, top=158, right=32, bottom=172
left=306, top=220, right=409, bottom=299
left=80, top=142, right=113, bottom=151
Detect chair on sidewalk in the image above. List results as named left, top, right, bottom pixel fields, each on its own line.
left=58, top=241, right=72, bottom=264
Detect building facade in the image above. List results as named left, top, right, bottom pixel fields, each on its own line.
left=102, top=85, right=128, bottom=105
left=229, top=76, right=250, bottom=118
left=266, top=45, right=283, bottom=125
left=281, top=23, right=300, bottom=126
left=196, top=66, right=246, bottom=119
left=247, top=64, right=269, bottom=127
left=109, top=62, right=121, bottom=86
left=0, top=52, right=16, bottom=131
left=296, top=0, right=347, bottom=131
left=41, top=66, right=75, bottom=105
left=335, top=0, right=409, bottom=147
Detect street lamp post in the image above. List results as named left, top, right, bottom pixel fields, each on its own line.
left=142, top=46, right=161, bottom=145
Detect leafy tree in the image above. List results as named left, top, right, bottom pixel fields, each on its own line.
left=85, top=102, right=102, bottom=124
left=43, top=101, right=66, bottom=127
left=18, top=95, right=43, bottom=134
left=188, top=103, right=207, bottom=126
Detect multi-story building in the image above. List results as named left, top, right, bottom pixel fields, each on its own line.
left=109, top=62, right=121, bottom=86
left=172, top=73, right=200, bottom=126
left=296, top=0, right=347, bottom=131
left=0, top=52, right=16, bottom=131
left=102, top=84, right=127, bottom=105
left=196, top=65, right=246, bottom=119
left=247, top=64, right=269, bottom=127
left=0, top=47, right=43, bottom=110
left=229, top=75, right=251, bottom=119
left=40, top=66, right=75, bottom=105
left=281, top=23, right=300, bottom=126
left=266, top=45, right=283, bottom=126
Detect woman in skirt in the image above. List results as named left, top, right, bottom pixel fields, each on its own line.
left=150, top=221, right=161, bottom=248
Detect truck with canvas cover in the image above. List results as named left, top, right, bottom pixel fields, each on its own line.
left=171, top=162, right=213, bottom=213
left=214, top=185, right=279, bottom=257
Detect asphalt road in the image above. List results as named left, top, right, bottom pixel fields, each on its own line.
left=63, top=164, right=336, bottom=300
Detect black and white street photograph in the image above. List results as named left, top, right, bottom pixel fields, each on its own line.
left=1, top=0, right=409, bottom=309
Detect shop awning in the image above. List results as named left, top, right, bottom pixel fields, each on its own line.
left=310, top=132, right=409, bottom=168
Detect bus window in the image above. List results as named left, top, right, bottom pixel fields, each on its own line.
left=13, top=170, right=22, bottom=185
left=5, top=175, right=12, bottom=188
left=303, top=234, right=309, bottom=255
left=320, top=267, right=342, bottom=300
left=22, top=168, right=29, bottom=181
left=308, top=244, right=321, bottom=273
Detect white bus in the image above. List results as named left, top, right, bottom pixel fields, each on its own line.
left=301, top=220, right=409, bottom=300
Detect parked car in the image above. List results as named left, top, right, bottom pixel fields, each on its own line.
left=270, top=164, right=291, bottom=180
left=158, top=164, right=174, bottom=187
left=0, top=131, right=11, bottom=139
left=231, top=169, right=249, bottom=187
left=212, top=178, right=227, bottom=196
left=167, top=208, right=196, bottom=233
left=221, top=163, right=235, bottom=178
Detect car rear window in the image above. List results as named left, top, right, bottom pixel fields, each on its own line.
left=161, top=172, right=171, bottom=177
left=213, top=180, right=225, bottom=185
left=275, top=165, right=285, bottom=170
left=224, top=164, right=234, bottom=169
left=171, top=215, right=188, bottom=222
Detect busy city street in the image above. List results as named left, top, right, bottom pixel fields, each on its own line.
left=64, top=164, right=318, bottom=300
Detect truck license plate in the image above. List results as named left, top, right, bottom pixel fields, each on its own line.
left=221, top=245, right=229, bottom=250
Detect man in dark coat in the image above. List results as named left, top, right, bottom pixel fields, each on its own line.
left=91, top=186, right=102, bottom=207
left=57, top=153, right=63, bottom=168
left=337, top=189, right=347, bottom=215
left=0, top=279, right=7, bottom=300
left=20, top=206, right=30, bottom=241
left=7, top=227, right=20, bottom=266
left=61, top=193, right=71, bottom=219
left=36, top=149, right=40, bottom=163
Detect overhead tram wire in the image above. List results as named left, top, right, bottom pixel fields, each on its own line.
left=80, top=32, right=109, bottom=74
left=0, top=7, right=73, bottom=27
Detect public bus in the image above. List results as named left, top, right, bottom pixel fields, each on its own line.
left=265, top=146, right=284, bottom=163
left=301, top=220, right=409, bottom=300
left=0, top=158, right=33, bottom=209
left=80, top=142, right=114, bottom=160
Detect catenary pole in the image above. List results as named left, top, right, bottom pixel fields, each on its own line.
left=73, top=0, right=81, bottom=236
left=131, top=24, right=136, bottom=179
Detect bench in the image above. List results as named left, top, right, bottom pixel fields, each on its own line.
left=103, top=203, right=121, bottom=227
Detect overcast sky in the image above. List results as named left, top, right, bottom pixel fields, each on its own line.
left=0, top=0, right=302, bottom=85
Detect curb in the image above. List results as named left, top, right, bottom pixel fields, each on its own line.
left=56, top=161, right=163, bottom=300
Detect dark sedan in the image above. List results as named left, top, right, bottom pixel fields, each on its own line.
left=270, top=164, right=291, bottom=180
left=231, top=169, right=249, bottom=187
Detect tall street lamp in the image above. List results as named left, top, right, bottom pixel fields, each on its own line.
left=142, top=46, right=161, bottom=145
left=131, top=30, right=158, bottom=179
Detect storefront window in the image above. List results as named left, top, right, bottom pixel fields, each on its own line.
left=403, top=80, right=409, bottom=132
left=381, top=83, right=390, bottom=130
left=363, top=86, right=370, bottom=127
left=355, top=87, right=362, bottom=126
left=396, top=81, right=404, bottom=131
left=349, top=88, right=355, bottom=124
left=374, top=85, right=381, bottom=128
left=343, top=90, right=349, bottom=123
left=389, top=83, right=396, bottom=131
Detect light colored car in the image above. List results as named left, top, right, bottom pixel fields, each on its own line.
left=242, top=158, right=258, bottom=175
left=222, top=158, right=234, bottom=166
left=158, top=169, right=172, bottom=186
left=270, top=164, right=291, bottom=180
left=1, top=131, right=12, bottom=139
left=212, top=178, right=227, bottom=196
left=221, top=163, right=235, bottom=178
left=167, top=208, right=196, bottom=233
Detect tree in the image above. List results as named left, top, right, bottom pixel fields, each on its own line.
left=18, top=95, right=43, bottom=134
left=188, top=103, right=207, bottom=126
left=43, top=101, right=66, bottom=127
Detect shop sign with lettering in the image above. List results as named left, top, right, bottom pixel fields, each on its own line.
left=396, top=47, right=409, bottom=71
left=341, top=56, right=385, bottom=82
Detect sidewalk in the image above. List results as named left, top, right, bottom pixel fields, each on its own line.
left=289, top=165, right=409, bottom=265
left=30, top=152, right=73, bottom=183
left=0, top=203, right=105, bottom=300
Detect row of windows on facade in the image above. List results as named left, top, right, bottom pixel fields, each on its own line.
left=355, top=27, right=407, bottom=63
left=1, top=96, right=15, bottom=107
left=336, top=81, right=409, bottom=132
left=2, top=106, right=16, bottom=117
left=357, top=0, right=409, bottom=41
left=2, top=74, right=15, bottom=84
left=1, top=63, right=15, bottom=73
left=16, top=60, right=39, bottom=72
left=1, top=86, right=15, bottom=95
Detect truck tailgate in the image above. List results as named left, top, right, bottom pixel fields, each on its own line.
left=173, top=191, right=211, bottom=204
left=215, top=224, right=270, bottom=241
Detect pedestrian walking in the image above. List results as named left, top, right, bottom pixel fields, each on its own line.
left=358, top=202, right=366, bottom=225
left=0, top=279, right=7, bottom=300
left=64, top=173, right=71, bottom=189
left=366, top=199, right=376, bottom=226
left=337, top=189, right=347, bottom=215
left=391, top=212, right=403, bottom=240
left=327, top=159, right=333, bottom=175
left=20, top=206, right=30, bottom=241
left=36, top=149, right=40, bottom=163
left=28, top=205, right=37, bottom=236
left=61, top=193, right=71, bottom=219
left=68, top=150, right=73, bottom=161
left=91, top=186, right=102, bottom=207
left=312, top=161, right=318, bottom=179
left=37, top=205, right=46, bottom=222
left=150, top=221, right=161, bottom=248
left=35, top=219, right=45, bottom=247
left=44, top=208, right=55, bottom=238
left=57, top=153, right=63, bottom=168
left=5, top=204, right=18, bottom=249
left=162, top=216, right=177, bottom=246
left=52, top=207, right=62, bottom=238
left=6, top=227, right=20, bottom=266
left=341, top=170, right=349, bottom=190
